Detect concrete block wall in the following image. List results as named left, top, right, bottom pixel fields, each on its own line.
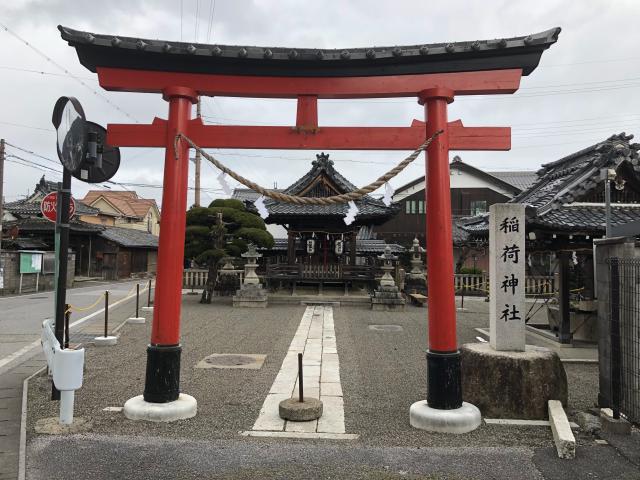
left=0, top=251, right=75, bottom=295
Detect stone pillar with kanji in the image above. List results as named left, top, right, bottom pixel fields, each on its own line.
left=489, top=204, right=526, bottom=351
left=461, top=203, right=568, bottom=420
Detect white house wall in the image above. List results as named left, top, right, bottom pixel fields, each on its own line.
left=393, top=167, right=514, bottom=201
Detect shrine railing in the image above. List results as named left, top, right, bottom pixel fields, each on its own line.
left=453, top=273, right=556, bottom=296
left=266, top=263, right=375, bottom=282
left=183, top=268, right=209, bottom=288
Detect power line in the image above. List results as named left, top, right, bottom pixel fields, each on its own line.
left=194, top=0, right=200, bottom=42
left=0, top=22, right=139, bottom=123
left=206, top=0, right=216, bottom=43
left=0, top=65, right=95, bottom=80
left=0, top=120, right=53, bottom=132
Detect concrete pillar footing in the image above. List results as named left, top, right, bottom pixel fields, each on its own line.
left=123, top=394, right=197, bottom=422
left=93, top=335, right=117, bottom=346
left=409, top=400, right=481, bottom=434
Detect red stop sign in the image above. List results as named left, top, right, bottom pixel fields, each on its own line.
left=40, top=192, right=76, bottom=223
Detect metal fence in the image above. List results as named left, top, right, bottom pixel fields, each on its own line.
left=608, top=257, right=640, bottom=425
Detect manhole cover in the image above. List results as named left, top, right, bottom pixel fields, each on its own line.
left=195, top=353, right=266, bottom=370
left=368, top=325, right=403, bottom=332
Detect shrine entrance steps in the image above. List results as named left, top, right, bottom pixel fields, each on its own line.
left=267, top=293, right=371, bottom=307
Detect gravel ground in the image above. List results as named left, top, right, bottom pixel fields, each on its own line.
left=28, top=297, right=600, bottom=449
left=28, top=297, right=306, bottom=440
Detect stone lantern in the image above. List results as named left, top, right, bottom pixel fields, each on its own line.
left=405, top=237, right=427, bottom=296
left=371, top=245, right=405, bottom=311
left=408, top=238, right=425, bottom=278
left=233, top=243, right=268, bottom=308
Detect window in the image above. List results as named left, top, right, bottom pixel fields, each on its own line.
left=470, top=200, right=487, bottom=215
left=405, top=200, right=425, bottom=214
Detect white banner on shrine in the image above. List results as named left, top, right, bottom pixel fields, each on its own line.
left=489, top=203, right=526, bottom=352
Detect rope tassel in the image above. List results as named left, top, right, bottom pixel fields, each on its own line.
left=175, top=130, right=442, bottom=205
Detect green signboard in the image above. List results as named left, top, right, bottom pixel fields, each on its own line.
left=19, top=252, right=43, bottom=274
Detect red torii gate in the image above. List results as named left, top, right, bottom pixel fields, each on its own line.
left=60, top=25, right=560, bottom=427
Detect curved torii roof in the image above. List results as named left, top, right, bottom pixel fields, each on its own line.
left=59, top=25, right=560, bottom=78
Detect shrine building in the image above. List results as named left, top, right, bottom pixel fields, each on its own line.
left=245, top=153, right=402, bottom=290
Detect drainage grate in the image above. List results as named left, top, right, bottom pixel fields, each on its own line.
left=195, top=353, right=266, bottom=370
left=368, top=325, right=403, bottom=332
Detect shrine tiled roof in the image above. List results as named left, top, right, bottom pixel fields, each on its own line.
left=263, top=153, right=397, bottom=223
left=59, top=26, right=560, bottom=77
left=488, top=171, right=539, bottom=192
left=461, top=133, right=640, bottom=235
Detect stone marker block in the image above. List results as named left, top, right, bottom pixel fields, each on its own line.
left=548, top=400, right=576, bottom=459
left=489, top=203, right=525, bottom=351
left=461, top=343, right=567, bottom=419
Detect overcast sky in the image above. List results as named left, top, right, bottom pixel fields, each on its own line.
left=2, top=0, right=640, bottom=208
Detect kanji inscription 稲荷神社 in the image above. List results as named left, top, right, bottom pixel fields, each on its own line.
left=490, top=204, right=526, bottom=351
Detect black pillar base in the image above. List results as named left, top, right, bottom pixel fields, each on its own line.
left=143, top=344, right=181, bottom=403
left=427, top=350, right=462, bottom=410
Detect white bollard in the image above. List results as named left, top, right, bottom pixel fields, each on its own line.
left=59, top=390, right=75, bottom=425
left=41, top=319, right=85, bottom=426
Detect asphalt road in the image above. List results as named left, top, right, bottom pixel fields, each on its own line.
left=27, top=435, right=640, bottom=480
left=0, top=279, right=148, bottom=372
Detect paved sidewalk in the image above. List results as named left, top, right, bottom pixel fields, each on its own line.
left=0, top=354, right=44, bottom=480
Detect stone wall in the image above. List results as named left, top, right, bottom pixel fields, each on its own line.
left=0, top=251, right=75, bottom=295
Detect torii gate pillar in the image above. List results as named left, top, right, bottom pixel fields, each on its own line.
left=409, top=88, right=481, bottom=432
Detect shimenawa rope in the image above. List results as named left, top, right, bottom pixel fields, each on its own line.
left=174, top=130, right=443, bottom=205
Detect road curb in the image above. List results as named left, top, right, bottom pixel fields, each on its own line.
left=18, top=365, right=47, bottom=480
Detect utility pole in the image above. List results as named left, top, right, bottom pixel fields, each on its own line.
left=194, top=97, right=202, bottom=207
left=0, top=139, right=5, bottom=257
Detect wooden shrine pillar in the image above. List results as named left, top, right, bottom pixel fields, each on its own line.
left=287, top=230, right=296, bottom=265
left=350, top=231, right=357, bottom=265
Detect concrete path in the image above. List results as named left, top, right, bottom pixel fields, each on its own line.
left=248, top=305, right=354, bottom=439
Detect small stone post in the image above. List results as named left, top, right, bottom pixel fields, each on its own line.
left=489, top=203, right=526, bottom=351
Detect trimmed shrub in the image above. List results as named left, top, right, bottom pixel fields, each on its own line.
left=235, top=227, right=274, bottom=248
left=209, top=198, right=246, bottom=211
